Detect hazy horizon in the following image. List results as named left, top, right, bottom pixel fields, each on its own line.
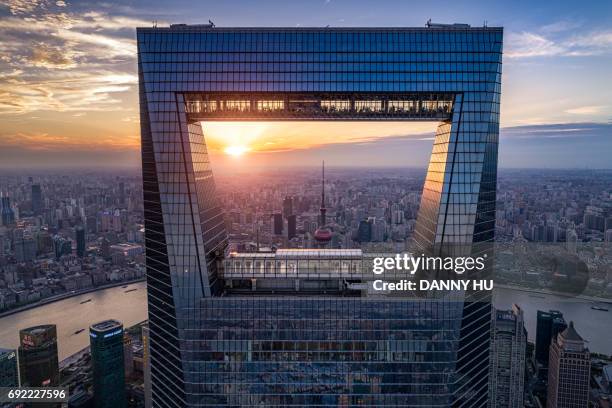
left=0, top=122, right=610, bottom=171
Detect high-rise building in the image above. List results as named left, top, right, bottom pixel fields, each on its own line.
left=282, top=196, right=293, bottom=219
left=1, top=194, right=15, bottom=226
left=357, top=218, right=372, bottom=242
left=137, top=24, right=502, bottom=407
left=489, top=305, right=526, bottom=408
left=76, top=226, right=86, bottom=258
left=32, top=184, right=43, bottom=215
left=535, top=310, right=567, bottom=367
left=18, top=324, right=59, bottom=387
left=583, top=206, right=605, bottom=232
left=90, top=320, right=126, bottom=408
left=547, top=322, right=590, bottom=408
left=14, top=236, right=37, bottom=263
left=123, top=333, right=134, bottom=378
left=287, top=214, right=297, bottom=240
left=272, top=213, right=283, bottom=235
left=0, top=348, right=18, bottom=387
left=52, top=235, right=72, bottom=260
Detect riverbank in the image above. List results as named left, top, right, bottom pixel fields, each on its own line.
left=0, top=278, right=146, bottom=319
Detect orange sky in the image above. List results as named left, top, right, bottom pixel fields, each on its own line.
left=204, top=121, right=436, bottom=155
left=1, top=1, right=611, bottom=169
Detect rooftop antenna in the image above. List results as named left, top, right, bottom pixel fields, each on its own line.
left=483, top=20, right=488, bottom=27
left=208, top=19, right=215, bottom=27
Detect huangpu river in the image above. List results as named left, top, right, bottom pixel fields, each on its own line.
left=1, top=282, right=611, bottom=360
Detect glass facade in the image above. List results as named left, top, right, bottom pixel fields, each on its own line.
left=137, top=25, right=502, bottom=407
left=90, top=320, right=127, bottom=408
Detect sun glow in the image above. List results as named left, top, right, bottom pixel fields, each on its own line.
left=224, top=145, right=250, bottom=157
left=203, top=121, right=435, bottom=156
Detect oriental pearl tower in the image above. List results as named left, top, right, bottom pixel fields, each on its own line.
left=314, top=161, right=332, bottom=245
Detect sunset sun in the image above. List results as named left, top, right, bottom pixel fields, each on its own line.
left=224, top=145, right=250, bottom=157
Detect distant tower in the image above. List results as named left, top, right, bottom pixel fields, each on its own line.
left=76, top=226, right=86, bottom=258
left=319, top=161, right=326, bottom=227
left=314, top=161, right=332, bottom=244
left=287, top=215, right=297, bottom=240
left=31, top=184, right=43, bottom=215
left=0, top=193, right=15, bottom=226
left=282, top=196, right=293, bottom=219
left=273, top=213, right=283, bottom=235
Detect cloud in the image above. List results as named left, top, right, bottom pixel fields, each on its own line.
left=565, top=106, right=606, bottom=115
left=500, top=122, right=610, bottom=139
left=506, top=32, right=565, bottom=58
left=0, top=130, right=139, bottom=151
left=0, top=70, right=137, bottom=114
left=506, top=25, right=612, bottom=58
left=540, top=20, right=583, bottom=34
left=29, top=42, right=77, bottom=68
left=0, top=2, right=152, bottom=114
left=3, top=0, right=49, bottom=15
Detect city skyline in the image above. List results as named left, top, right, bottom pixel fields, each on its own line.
left=0, top=2, right=610, bottom=406
left=1, top=0, right=612, bottom=169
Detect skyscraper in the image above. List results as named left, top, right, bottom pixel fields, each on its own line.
left=137, top=24, right=502, bottom=407
left=535, top=310, right=567, bottom=368
left=31, top=184, right=43, bottom=215
left=272, top=213, right=283, bottom=235
left=489, top=305, right=527, bottom=408
left=287, top=214, right=297, bottom=240
left=90, top=319, right=126, bottom=408
left=123, top=333, right=134, bottom=378
left=14, top=236, right=37, bottom=263
left=76, top=226, right=86, bottom=258
left=1, top=194, right=15, bottom=226
left=18, top=324, right=59, bottom=387
left=357, top=218, right=373, bottom=243
left=547, top=322, right=590, bottom=408
left=282, top=195, right=293, bottom=219
left=52, top=235, right=72, bottom=260
left=0, top=348, right=18, bottom=387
